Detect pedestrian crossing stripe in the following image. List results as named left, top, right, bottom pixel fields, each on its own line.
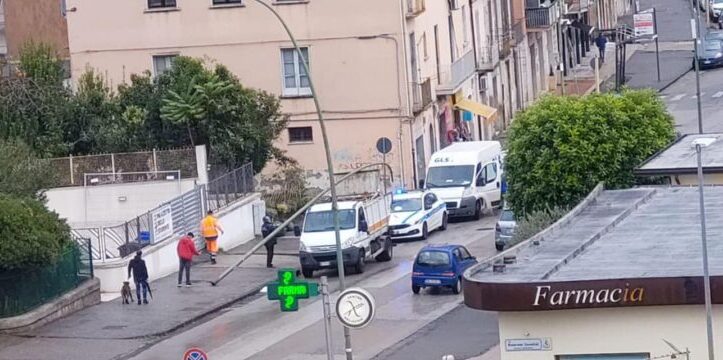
left=714, top=91, right=723, bottom=98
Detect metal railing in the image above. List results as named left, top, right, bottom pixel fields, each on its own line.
left=477, top=35, right=497, bottom=71
left=72, top=163, right=255, bottom=262
left=205, top=163, right=255, bottom=212
left=438, top=50, right=476, bottom=93
left=411, top=78, right=433, bottom=113
left=526, top=2, right=559, bottom=29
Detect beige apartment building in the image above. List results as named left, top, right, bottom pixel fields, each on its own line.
left=63, top=0, right=620, bottom=188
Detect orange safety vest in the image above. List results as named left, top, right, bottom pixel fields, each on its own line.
left=201, top=216, right=219, bottom=238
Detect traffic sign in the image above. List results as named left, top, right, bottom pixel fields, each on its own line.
left=183, top=347, right=208, bottom=360
left=376, top=137, right=392, bottom=154
left=267, top=269, right=319, bottom=311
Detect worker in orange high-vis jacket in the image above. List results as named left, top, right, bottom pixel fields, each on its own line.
left=201, top=210, right=224, bottom=264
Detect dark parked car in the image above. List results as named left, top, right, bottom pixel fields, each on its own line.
left=695, top=39, right=723, bottom=69
left=411, top=244, right=477, bottom=294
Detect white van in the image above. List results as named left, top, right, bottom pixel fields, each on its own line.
left=298, top=193, right=392, bottom=278
left=423, top=141, right=502, bottom=219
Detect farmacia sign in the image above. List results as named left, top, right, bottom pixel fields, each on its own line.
left=533, top=284, right=645, bottom=307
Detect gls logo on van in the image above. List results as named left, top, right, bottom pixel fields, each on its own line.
left=433, top=157, right=451, bottom=163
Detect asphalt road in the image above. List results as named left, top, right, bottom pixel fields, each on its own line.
left=123, top=215, right=501, bottom=360
left=660, top=65, right=723, bottom=134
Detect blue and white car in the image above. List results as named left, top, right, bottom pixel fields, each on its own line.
left=388, top=190, right=448, bottom=240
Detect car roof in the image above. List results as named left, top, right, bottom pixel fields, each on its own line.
left=419, top=244, right=460, bottom=252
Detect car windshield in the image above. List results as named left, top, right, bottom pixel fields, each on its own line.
left=500, top=210, right=515, bottom=221
left=707, top=31, right=723, bottom=40
left=715, top=0, right=723, bottom=4
left=425, top=165, right=474, bottom=188
left=706, top=41, right=722, bottom=51
left=304, top=209, right=356, bottom=232
left=416, top=250, right=451, bottom=266
left=391, top=198, right=422, bottom=212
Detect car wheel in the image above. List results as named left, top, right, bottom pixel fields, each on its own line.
left=301, top=267, right=314, bottom=278
left=473, top=200, right=482, bottom=221
left=421, top=223, right=429, bottom=240
left=452, top=277, right=462, bottom=294
left=440, top=212, right=448, bottom=231
left=375, top=240, right=393, bottom=262
left=495, top=243, right=504, bottom=251
left=354, top=250, right=366, bottom=274
left=412, top=285, right=421, bottom=294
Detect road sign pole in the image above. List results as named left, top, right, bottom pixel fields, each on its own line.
left=320, top=276, right=334, bottom=360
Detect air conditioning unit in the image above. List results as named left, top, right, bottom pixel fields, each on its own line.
left=449, top=0, right=461, bottom=10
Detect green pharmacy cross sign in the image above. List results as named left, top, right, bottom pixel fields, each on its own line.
left=267, top=269, right=319, bottom=311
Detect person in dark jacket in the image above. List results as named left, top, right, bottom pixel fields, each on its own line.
left=177, top=232, right=200, bottom=287
left=595, top=33, right=608, bottom=63
left=261, top=216, right=278, bottom=268
left=127, top=251, right=149, bottom=305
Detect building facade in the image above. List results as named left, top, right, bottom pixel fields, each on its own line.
left=0, top=0, right=70, bottom=76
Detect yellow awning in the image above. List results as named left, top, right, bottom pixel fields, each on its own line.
left=453, top=96, right=498, bottom=123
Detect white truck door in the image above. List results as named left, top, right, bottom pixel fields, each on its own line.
left=482, top=162, right=501, bottom=207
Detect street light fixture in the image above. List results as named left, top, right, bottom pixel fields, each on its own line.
left=692, top=136, right=718, bottom=360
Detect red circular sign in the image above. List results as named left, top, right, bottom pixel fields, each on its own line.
left=183, top=348, right=208, bottom=360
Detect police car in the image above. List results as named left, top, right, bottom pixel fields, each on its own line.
left=388, top=189, right=448, bottom=240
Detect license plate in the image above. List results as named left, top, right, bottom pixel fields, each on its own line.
left=425, top=279, right=441, bottom=285
left=705, top=60, right=712, bottom=64
left=320, top=261, right=331, bottom=266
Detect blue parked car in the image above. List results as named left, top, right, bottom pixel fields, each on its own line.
left=411, top=244, right=478, bottom=294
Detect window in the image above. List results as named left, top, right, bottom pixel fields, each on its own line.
left=281, top=47, right=311, bottom=96
left=213, top=0, right=241, bottom=4
left=416, top=251, right=450, bottom=266
left=485, top=162, right=497, bottom=182
left=421, top=32, right=428, bottom=60
left=461, top=5, right=469, bottom=46
left=153, top=55, right=177, bottom=76
left=304, top=210, right=356, bottom=232
left=391, top=199, right=422, bottom=212
left=148, top=0, right=177, bottom=9
left=459, top=246, right=472, bottom=259
left=288, top=126, right=313, bottom=143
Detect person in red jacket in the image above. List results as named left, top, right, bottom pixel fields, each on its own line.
left=177, top=232, right=200, bottom=287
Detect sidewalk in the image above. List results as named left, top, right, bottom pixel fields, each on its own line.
left=466, top=345, right=500, bottom=360
left=0, top=238, right=300, bottom=360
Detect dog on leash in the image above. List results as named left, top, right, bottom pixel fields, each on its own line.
left=121, top=281, right=133, bottom=304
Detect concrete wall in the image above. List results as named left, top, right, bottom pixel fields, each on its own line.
left=498, top=304, right=723, bottom=360
left=94, top=193, right=262, bottom=293
left=0, top=279, right=99, bottom=333
left=46, top=178, right=197, bottom=227
left=3, top=0, right=69, bottom=58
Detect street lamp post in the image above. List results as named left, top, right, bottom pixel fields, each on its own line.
left=251, top=1, right=354, bottom=359
left=691, top=0, right=705, bottom=133
left=693, top=137, right=717, bottom=360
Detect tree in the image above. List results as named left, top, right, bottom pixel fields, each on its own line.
left=18, top=42, right=65, bottom=86
left=0, top=193, right=71, bottom=271
left=505, top=90, right=675, bottom=215
left=0, top=139, right=59, bottom=200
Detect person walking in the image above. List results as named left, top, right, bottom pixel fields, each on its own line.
left=261, top=216, right=278, bottom=268
left=595, top=32, right=608, bottom=63
left=201, top=210, right=224, bottom=264
left=127, top=251, right=150, bottom=305
left=177, top=232, right=200, bottom=287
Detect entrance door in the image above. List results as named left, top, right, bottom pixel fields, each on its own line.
left=415, top=136, right=426, bottom=188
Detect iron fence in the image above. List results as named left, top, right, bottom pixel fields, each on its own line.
left=72, top=163, right=255, bottom=262
left=205, top=163, right=256, bottom=213
left=0, top=242, right=92, bottom=318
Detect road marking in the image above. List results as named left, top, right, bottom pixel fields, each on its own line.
left=670, top=94, right=686, bottom=101
left=691, top=93, right=705, bottom=99
left=713, top=91, right=723, bottom=98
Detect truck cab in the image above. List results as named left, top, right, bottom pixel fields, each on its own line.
left=424, top=141, right=502, bottom=220
left=298, top=194, right=392, bottom=278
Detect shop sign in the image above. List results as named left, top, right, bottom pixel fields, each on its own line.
left=533, top=284, right=645, bottom=307
left=633, top=12, right=655, bottom=37
left=505, top=338, right=552, bottom=351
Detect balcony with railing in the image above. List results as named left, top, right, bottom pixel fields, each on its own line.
left=476, top=35, right=498, bottom=72
left=406, top=0, right=425, bottom=18
left=526, top=0, right=559, bottom=30
left=411, top=78, right=433, bottom=114
left=437, top=50, right=476, bottom=95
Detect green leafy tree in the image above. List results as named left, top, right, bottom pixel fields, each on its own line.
left=0, top=194, right=71, bottom=271
left=18, top=42, right=64, bottom=86
left=0, top=139, right=59, bottom=200
left=505, top=90, right=675, bottom=215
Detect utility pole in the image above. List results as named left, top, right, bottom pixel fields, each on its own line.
left=691, top=0, right=704, bottom=133
left=320, top=276, right=334, bottom=360
left=250, top=2, right=354, bottom=358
